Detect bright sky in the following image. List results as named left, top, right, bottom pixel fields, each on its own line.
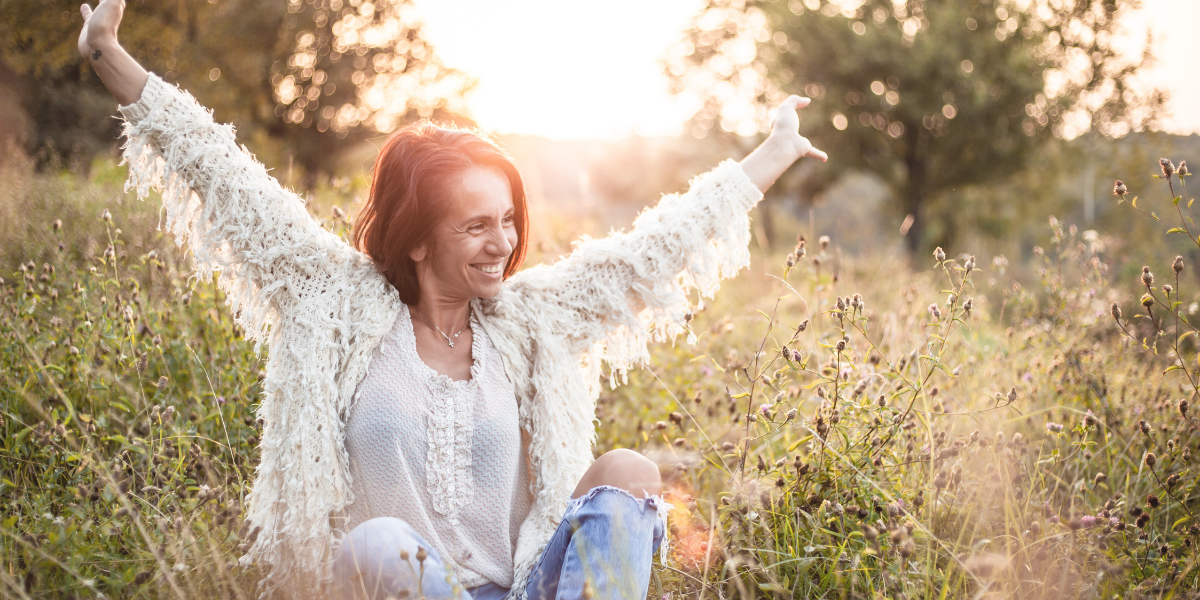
left=413, top=0, right=1199, bottom=141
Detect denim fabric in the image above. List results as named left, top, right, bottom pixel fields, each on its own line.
left=332, top=486, right=665, bottom=600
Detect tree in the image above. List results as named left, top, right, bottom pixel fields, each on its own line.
left=666, top=0, right=1165, bottom=253
left=0, top=0, right=474, bottom=176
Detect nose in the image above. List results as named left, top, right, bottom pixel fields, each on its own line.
left=488, top=224, right=513, bottom=258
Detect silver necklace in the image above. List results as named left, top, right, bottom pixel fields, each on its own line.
left=412, top=307, right=468, bottom=348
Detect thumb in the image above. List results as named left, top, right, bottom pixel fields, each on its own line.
left=80, top=3, right=93, bottom=20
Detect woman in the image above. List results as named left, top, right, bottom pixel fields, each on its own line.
left=77, top=1, right=827, bottom=598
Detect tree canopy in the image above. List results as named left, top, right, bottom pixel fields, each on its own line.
left=0, top=0, right=475, bottom=176
left=667, top=0, right=1166, bottom=252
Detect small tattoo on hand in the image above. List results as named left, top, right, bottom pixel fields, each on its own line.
left=92, top=49, right=102, bottom=60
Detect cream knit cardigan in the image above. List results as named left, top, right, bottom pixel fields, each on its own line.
left=118, top=73, right=764, bottom=598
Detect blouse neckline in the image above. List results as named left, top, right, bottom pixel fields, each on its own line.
left=395, top=303, right=485, bottom=387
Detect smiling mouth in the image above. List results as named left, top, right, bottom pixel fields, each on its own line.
left=472, top=263, right=503, bottom=275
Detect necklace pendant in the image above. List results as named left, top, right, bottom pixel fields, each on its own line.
left=448, top=340, right=454, bottom=348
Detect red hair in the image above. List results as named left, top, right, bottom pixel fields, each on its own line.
left=353, top=122, right=529, bottom=305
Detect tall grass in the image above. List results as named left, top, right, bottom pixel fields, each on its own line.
left=1, top=151, right=1197, bottom=599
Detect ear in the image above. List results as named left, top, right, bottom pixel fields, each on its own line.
left=409, top=243, right=427, bottom=263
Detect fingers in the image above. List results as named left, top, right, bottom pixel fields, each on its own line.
left=80, top=3, right=92, bottom=20
left=807, top=146, right=829, bottom=162
left=779, top=95, right=812, bottom=111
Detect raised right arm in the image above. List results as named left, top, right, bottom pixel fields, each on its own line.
left=79, top=0, right=361, bottom=347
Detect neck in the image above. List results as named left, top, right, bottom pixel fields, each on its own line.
left=410, top=296, right=472, bottom=332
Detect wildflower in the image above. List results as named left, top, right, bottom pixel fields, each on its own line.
left=819, top=235, right=830, bottom=250
left=963, top=297, right=973, bottom=316
left=415, top=547, right=428, bottom=564
left=928, top=303, right=942, bottom=319
left=1179, top=161, right=1189, bottom=176
left=1046, top=422, right=1064, bottom=433
left=835, top=339, right=846, bottom=352
left=797, top=319, right=809, bottom=332
left=1174, top=255, right=1185, bottom=274
left=863, top=525, right=879, bottom=542
left=1141, top=266, right=1154, bottom=289
left=1167, top=473, right=1180, bottom=489
left=933, top=247, right=946, bottom=262
left=101, top=209, right=112, bottom=222
left=899, top=538, right=915, bottom=559
left=1084, top=410, right=1097, bottom=427
left=157, top=376, right=169, bottom=391
left=1111, top=303, right=1122, bottom=321
left=1094, top=472, right=1107, bottom=485
left=1180, top=399, right=1189, bottom=418
left=785, top=408, right=797, bottom=421
left=331, top=205, right=346, bottom=221
left=964, top=255, right=976, bottom=273
left=1161, top=158, right=1176, bottom=178
left=1147, top=494, right=1161, bottom=509
left=836, top=296, right=846, bottom=311
left=1145, top=452, right=1157, bottom=469
left=1136, top=513, right=1151, bottom=529
left=786, top=254, right=795, bottom=267
left=1007, top=387, right=1017, bottom=404
left=1164, top=284, right=1173, bottom=295
left=1139, top=419, right=1151, bottom=435
left=1142, top=293, right=1154, bottom=308
left=1080, top=515, right=1097, bottom=528
left=1113, top=180, right=1127, bottom=195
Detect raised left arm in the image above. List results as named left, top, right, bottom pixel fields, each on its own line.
left=500, top=96, right=827, bottom=373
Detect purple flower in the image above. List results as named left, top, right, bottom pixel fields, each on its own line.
left=216, top=396, right=227, bottom=405
left=1080, top=515, right=1097, bottom=528
left=1049, top=515, right=1060, bottom=523
left=1046, top=422, right=1064, bottom=433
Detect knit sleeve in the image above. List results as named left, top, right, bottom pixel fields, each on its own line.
left=118, top=73, right=357, bottom=348
left=503, top=159, right=763, bottom=376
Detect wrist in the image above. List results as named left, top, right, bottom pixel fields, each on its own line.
left=88, top=37, right=121, bottom=59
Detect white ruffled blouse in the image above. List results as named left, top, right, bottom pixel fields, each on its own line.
left=344, top=305, right=533, bottom=589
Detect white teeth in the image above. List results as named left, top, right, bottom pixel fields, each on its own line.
left=475, top=265, right=501, bottom=274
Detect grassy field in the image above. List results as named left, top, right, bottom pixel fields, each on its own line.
left=2, top=151, right=1200, bottom=599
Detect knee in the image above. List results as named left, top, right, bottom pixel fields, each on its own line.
left=594, top=449, right=662, bottom=498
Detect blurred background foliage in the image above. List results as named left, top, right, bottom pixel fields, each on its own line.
left=665, top=0, right=1170, bottom=255
left=0, top=0, right=474, bottom=178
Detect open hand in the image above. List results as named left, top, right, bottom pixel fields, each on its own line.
left=78, top=0, right=126, bottom=63
left=769, top=95, right=828, bottom=163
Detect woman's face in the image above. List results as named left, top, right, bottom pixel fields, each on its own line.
left=410, top=166, right=517, bottom=303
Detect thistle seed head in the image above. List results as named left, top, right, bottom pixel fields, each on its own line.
left=1161, top=158, right=1176, bottom=178
left=934, top=247, right=946, bottom=262
left=1113, top=180, right=1127, bottom=195
left=1141, top=293, right=1155, bottom=308
left=416, top=547, right=427, bottom=564
left=1180, top=399, right=1189, bottom=417
left=1164, top=284, right=1173, bottom=295
left=1142, top=266, right=1154, bottom=288
left=1174, top=255, right=1185, bottom=274
left=1144, top=452, right=1157, bottom=469
left=1178, top=161, right=1189, bottom=176
left=819, top=235, right=830, bottom=250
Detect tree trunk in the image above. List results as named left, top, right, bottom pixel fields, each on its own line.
left=901, top=128, right=929, bottom=255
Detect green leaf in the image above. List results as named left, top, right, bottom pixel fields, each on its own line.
left=730, top=392, right=750, bottom=399
left=757, top=583, right=788, bottom=593
left=1167, top=227, right=1186, bottom=234
left=1164, top=365, right=1181, bottom=375
left=788, top=435, right=814, bottom=451
left=1174, top=196, right=1181, bottom=206
left=1132, top=196, right=1139, bottom=207
left=1173, top=516, right=1192, bottom=530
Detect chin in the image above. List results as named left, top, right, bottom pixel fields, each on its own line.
left=474, top=284, right=503, bottom=300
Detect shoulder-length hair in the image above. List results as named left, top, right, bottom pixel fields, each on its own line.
left=353, top=122, right=529, bottom=305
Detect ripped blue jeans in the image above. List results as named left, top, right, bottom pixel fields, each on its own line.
left=332, top=486, right=667, bottom=600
